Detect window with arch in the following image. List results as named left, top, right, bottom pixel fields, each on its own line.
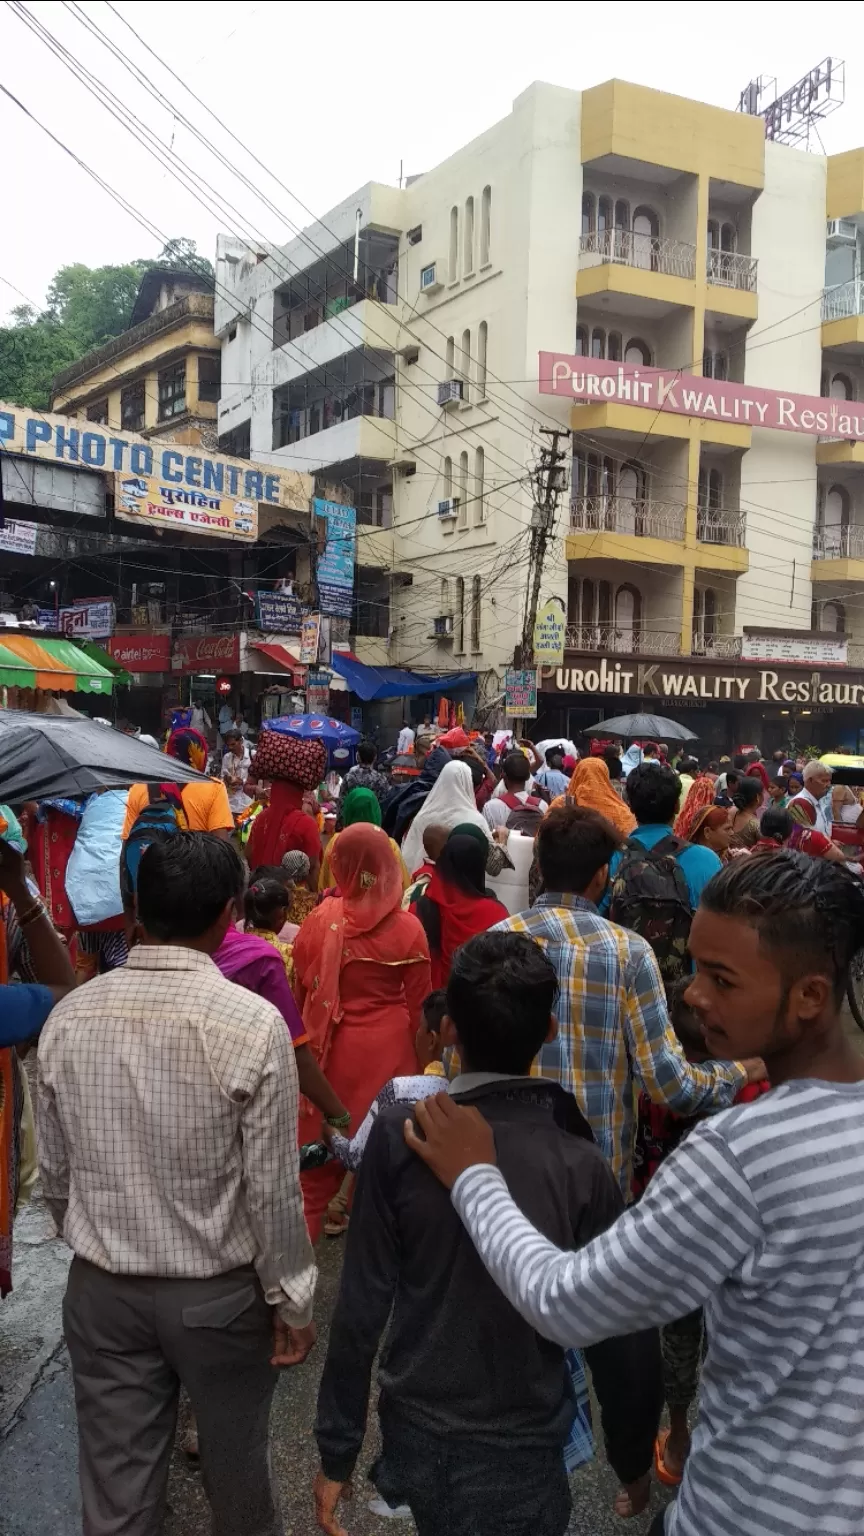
left=591, top=326, right=605, bottom=359
left=692, top=587, right=718, bottom=649
left=624, top=337, right=651, bottom=365
left=477, top=321, right=488, bottom=398
left=607, top=331, right=622, bottom=362
left=581, top=192, right=595, bottom=237
left=818, top=482, right=851, bottom=556
left=449, top=206, right=459, bottom=280
left=480, top=185, right=492, bottom=265
left=820, top=599, right=846, bottom=633
left=461, top=328, right=471, bottom=389
left=616, top=461, right=646, bottom=534
left=575, top=325, right=589, bottom=356
left=455, top=575, right=465, bottom=652
left=631, top=206, right=659, bottom=269
left=597, top=195, right=613, bottom=234
left=464, top=196, right=475, bottom=274
left=459, top=451, right=469, bottom=528
left=567, top=576, right=613, bottom=643
left=440, top=577, right=451, bottom=614
left=830, top=372, right=854, bottom=401
left=614, top=200, right=630, bottom=229
left=443, top=455, right=453, bottom=502
left=474, top=446, right=485, bottom=524
left=614, top=584, right=643, bottom=651
left=470, top=575, right=482, bottom=651
left=446, top=335, right=455, bottom=376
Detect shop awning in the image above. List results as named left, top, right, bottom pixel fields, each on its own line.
left=0, top=634, right=115, bottom=694
left=251, top=642, right=306, bottom=684
left=329, top=653, right=477, bottom=702
left=77, top=641, right=132, bottom=687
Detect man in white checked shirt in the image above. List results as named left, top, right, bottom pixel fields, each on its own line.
left=37, top=833, right=317, bottom=1536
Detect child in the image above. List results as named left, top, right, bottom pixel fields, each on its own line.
left=323, top=991, right=448, bottom=1172
left=632, top=979, right=770, bottom=1485
left=314, top=932, right=661, bottom=1536
left=244, top=872, right=294, bottom=982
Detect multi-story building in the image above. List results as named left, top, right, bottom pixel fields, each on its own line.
left=215, top=77, right=864, bottom=753
left=52, top=266, right=221, bottom=447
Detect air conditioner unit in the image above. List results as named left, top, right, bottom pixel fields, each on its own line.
left=433, top=614, right=454, bottom=637
left=827, top=218, right=858, bottom=246
left=420, top=261, right=444, bottom=294
left=437, top=379, right=464, bottom=408
left=437, top=497, right=460, bottom=519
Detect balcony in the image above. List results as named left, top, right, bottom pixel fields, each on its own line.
left=696, top=509, right=746, bottom=546
left=822, top=281, right=864, bottom=354
left=579, top=229, right=696, bottom=280
left=706, top=250, right=757, bottom=294
left=812, top=526, right=864, bottom=559
left=571, top=495, right=685, bottom=541
left=565, top=624, right=681, bottom=656
left=691, top=635, right=743, bottom=659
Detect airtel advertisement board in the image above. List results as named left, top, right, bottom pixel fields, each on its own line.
left=107, top=634, right=172, bottom=673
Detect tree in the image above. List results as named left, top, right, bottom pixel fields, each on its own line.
left=0, top=239, right=215, bottom=409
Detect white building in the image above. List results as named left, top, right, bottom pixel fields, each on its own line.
left=215, top=76, right=864, bottom=753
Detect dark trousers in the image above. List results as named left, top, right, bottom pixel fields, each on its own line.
left=63, top=1256, right=282, bottom=1536
left=373, top=1406, right=571, bottom=1536
left=649, top=1514, right=670, bottom=1536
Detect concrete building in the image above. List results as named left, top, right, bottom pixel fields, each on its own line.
left=215, top=77, right=864, bottom=752
left=52, top=266, right=220, bottom=448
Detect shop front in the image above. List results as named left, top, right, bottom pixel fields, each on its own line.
left=537, top=653, right=864, bottom=757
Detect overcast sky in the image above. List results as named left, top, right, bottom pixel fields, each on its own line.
left=2, top=1, right=863, bottom=322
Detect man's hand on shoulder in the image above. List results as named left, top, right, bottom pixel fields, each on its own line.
left=404, top=1092, right=496, bottom=1189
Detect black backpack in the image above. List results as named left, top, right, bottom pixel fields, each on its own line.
left=120, top=783, right=188, bottom=904
left=608, top=834, right=693, bottom=992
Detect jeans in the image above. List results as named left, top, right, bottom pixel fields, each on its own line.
left=372, top=1405, right=571, bottom=1536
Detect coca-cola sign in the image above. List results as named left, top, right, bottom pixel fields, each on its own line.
left=173, top=634, right=240, bottom=674
left=107, top=634, right=171, bottom=673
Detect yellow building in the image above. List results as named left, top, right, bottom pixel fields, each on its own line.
left=51, top=267, right=220, bottom=449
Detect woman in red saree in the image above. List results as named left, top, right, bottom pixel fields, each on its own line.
left=292, top=823, right=431, bottom=1241
left=411, top=827, right=508, bottom=988
left=246, top=737, right=326, bottom=880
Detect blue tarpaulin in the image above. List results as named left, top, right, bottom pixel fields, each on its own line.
left=329, top=654, right=477, bottom=702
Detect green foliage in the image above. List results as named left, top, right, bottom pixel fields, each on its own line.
left=0, top=239, right=214, bottom=409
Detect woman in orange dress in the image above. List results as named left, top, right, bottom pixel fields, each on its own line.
left=552, top=755, right=637, bottom=837
left=292, top=822, right=431, bottom=1242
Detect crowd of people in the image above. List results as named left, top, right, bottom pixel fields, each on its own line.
left=1, top=719, right=864, bottom=1536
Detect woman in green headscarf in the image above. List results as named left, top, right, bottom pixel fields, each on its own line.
left=318, top=786, right=411, bottom=892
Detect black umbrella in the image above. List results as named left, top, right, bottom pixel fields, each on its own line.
left=0, top=712, right=210, bottom=805
left=583, top=712, right=699, bottom=742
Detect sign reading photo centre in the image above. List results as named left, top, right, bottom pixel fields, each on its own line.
left=0, top=402, right=312, bottom=543
left=539, top=354, right=864, bottom=440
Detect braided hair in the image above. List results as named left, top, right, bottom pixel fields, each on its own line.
left=700, top=850, right=864, bottom=1001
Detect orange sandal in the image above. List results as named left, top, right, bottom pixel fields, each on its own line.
left=654, top=1428, right=683, bottom=1487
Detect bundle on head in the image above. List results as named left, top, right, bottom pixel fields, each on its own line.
left=251, top=732, right=327, bottom=788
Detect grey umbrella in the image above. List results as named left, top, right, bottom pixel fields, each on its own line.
left=0, top=712, right=210, bottom=805
left=583, top=712, right=699, bottom=742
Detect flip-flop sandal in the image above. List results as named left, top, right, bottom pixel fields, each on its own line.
left=324, top=1212, right=350, bottom=1238
left=654, top=1428, right=683, bottom=1487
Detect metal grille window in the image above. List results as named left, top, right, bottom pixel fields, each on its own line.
left=86, top=400, right=109, bottom=424
left=198, top=356, right=221, bottom=403
left=120, top=382, right=145, bottom=432
left=158, top=363, right=187, bottom=420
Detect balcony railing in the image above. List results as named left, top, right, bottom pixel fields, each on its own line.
left=691, top=635, right=743, bottom=659
left=579, top=229, right=696, bottom=281
left=812, top=526, right=864, bottom=560
left=706, top=249, right=758, bottom=293
left=696, top=509, right=747, bottom=546
left=570, top=495, right=686, bottom=541
left=822, top=281, right=864, bottom=323
left=565, top=624, right=682, bottom=656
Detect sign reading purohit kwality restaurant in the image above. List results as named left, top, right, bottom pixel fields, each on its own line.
left=539, top=354, right=864, bottom=440
left=544, top=654, right=864, bottom=708
left=0, top=401, right=312, bottom=543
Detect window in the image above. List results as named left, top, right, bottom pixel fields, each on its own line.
left=706, top=218, right=719, bottom=250
left=575, top=325, right=589, bottom=356
left=721, top=222, right=736, bottom=253
left=830, top=372, right=854, bottom=400
left=632, top=207, right=659, bottom=269
left=693, top=587, right=718, bottom=648
left=464, top=196, right=475, bottom=274
left=598, top=195, right=613, bottom=235
left=614, top=584, right=642, bottom=650
left=440, top=577, right=451, bottom=613
left=227, top=324, right=237, bottom=343
left=614, top=200, right=630, bottom=229
left=449, top=205, right=459, bottom=280
left=698, top=466, right=723, bottom=509
left=624, top=337, right=651, bottom=365
left=470, top=575, right=482, bottom=651
left=480, top=185, right=491, bottom=265
left=158, top=363, right=186, bottom=420
left=461, top=328, right=471, bottom=392
left=607, top=331, right=622, bottom=362
left=85, top=399, right=108, bottom=424
left=198, top=355, right=220, bottom=403
left=820, top=600, right=846, bottom=633
left=474, top=446, right=485, bottom=524
left=477, top=320, right=488, bottom=398
left=218, top=421, right=250, bottom=459
left=591, top=326, right=605, bottom=359
left=455, top=575, right=465, bottom=651
left=443, top=456, right=453, bottom=502
left=581, top=192, right=595, bottom=237
left=459, top=451, right=469, bottom=527
left=446, top=335, right=455, bottom=376
left=407, top=224, right=423, bottom=245
left=120, top=381, right=145, bottom=432
left=377, top=376, right=396, bottom=418
left=703, top=349, right=728, bottom=380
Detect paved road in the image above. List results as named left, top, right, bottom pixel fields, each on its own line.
left=0, top=1204, right=672, bottom=1536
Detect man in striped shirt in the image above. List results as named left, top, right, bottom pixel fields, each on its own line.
left=408, top=851, right=864, bottom=1536
left=493, top=804, right=756, bottom=1193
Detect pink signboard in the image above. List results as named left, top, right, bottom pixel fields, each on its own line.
left=538, top=353, right=864, bottom=440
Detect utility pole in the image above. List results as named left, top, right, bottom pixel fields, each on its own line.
left=511, top=427, right=568, bottom=734
left=518, top=427, right=569, bottom=664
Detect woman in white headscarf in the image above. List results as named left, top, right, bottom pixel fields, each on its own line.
left=400, top=759, right=491, bottom=877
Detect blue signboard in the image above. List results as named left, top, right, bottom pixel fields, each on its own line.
left=314, top=497, right=356, bottom=618
left=256, top=591, right=304, bottom=632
